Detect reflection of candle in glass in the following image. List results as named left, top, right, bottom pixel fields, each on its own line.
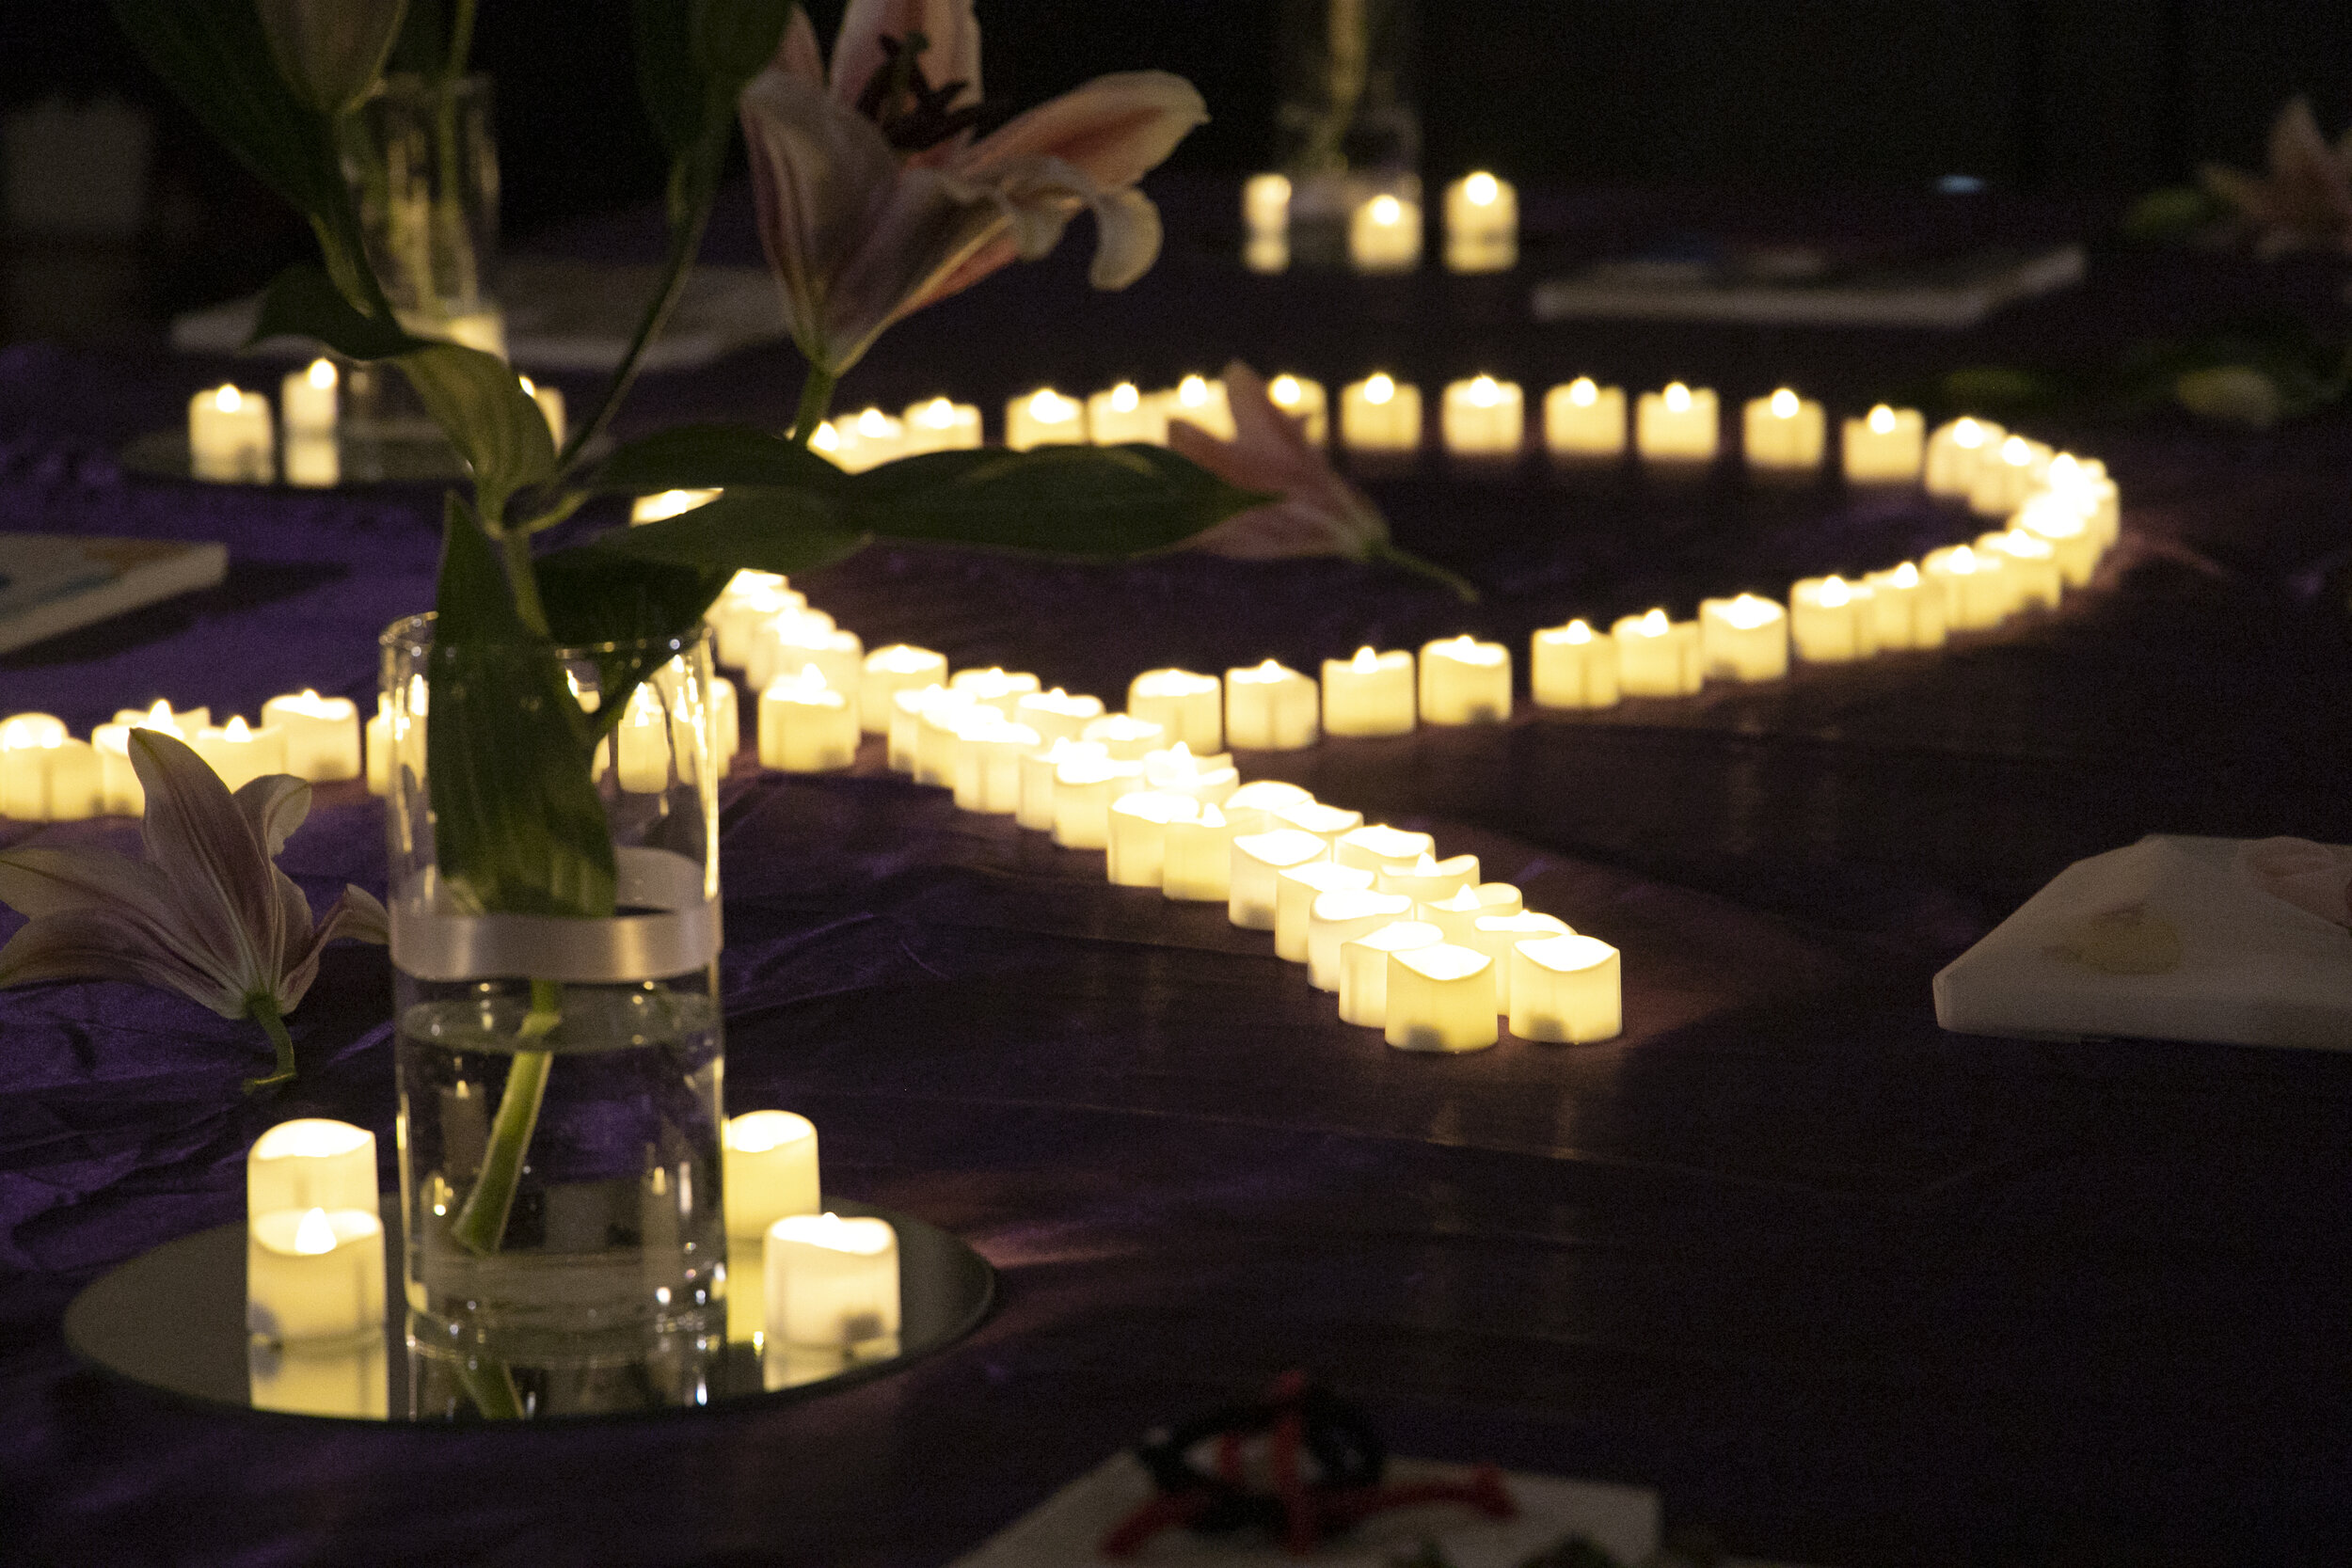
left=1611, top=610, right=1702, bottom=696
left=1128, top=669, right=1223, bottom=752
left=281, top=357, right=338, bottom=434
left=1162, top=802, right=1233, bottom=902
left=765, top=1212, right=899, bottom=1351
left=1510, top=933, right=1623, bottom=1042
left=1532, top=619, right=1620, bottom=708
left=1384, top=945, right=1499, bottom=1053
left=1418, top=635, right=1512, bottom=723
left=1635, top=382, right=1719, bottom=463
left=898, top=396, right=983, bottom=453
left=1320, top=645, right=1416, bottom=736
left=1349, top=190, right=1422, bottom=272
left=1742, top=388, right=1825, bottom=472
left=1087, top=381, right=1168, bottom=445
left=1841, top=404, right=1925, bottom=483
left=1340, top=373, right=1422, bottom=453
left=723, top=1111, right=820, bottom=1238
left=1545, top=377, right=1627, bottom=458
left=1224, top=659, right=1318, bottom=750
left=1697, top=594, right=1789, bottom=683
left=1443, top=171, right=1517, bottom=272
left=1006, top=388, right=1085, bottom=450
left=1163, top=374, right=1234, bottom=440
left=1267, top=374, right=1328, bottom=443
left=1339, top=919, right=1443, bottom=1027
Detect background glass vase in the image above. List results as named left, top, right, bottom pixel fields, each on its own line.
left=380, top=615, right=727, bottom=1358
left=1276, top=0, right=1422, bottom=268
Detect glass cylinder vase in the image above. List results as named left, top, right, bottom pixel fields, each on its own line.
left=1276, top=0, right=1422, bottom=269
left=381, top=614, right=727, bottom=1365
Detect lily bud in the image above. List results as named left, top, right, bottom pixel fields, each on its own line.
left=257, top=0, right=411, bottom=118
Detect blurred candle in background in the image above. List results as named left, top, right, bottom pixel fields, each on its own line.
left=1088, top=381, right=1168, bottom=445
left=1161, top=802, right=1233, bottom=902
left=1006, top=388, right=1085, bottom=450
left=1340, top=373, right=1421, bottom=452
left=1611, top=610, right=1703, bottom=696
left=281, top=358, right=338, bottom=435
left=1243, top=171, right=1290, bottom=272
left=1440, top=375, right=1524, bottom=458
left=1225, top=659, right=1319, bottom=750
left=1531, top=619, right=1620, bottom=708
left=1544, top=377, right=1627, bottom=459
left=1634, top=383, right=1718, bottom=463
left=1127, top=669, right=1223, bottom=752
left=1788, top=577, right=1878, bottom=663
left=1163, top=373, right=1234, bottom=440
left=859, top=646, right=948, bottom=736
left=1864, top=562, right=1947, bottom=650
left=1349, top=190, right=1422, bottom=272
left=1841, top=404, right=1924, bottom=483
left=1924, top=416, right=2001, bottom=497
left=1267, top=373, right=1328, bottom=443
left=899, top=397, right=982, bottom=453
left=1014, top=689, right=1104, bottom=745
left=1697, top=594, right=1789, bottom=683
left=1443, top=171, right=1517, bottom=272
left=1320, top=646, right=1416, bottom=736
left=1741, top=388, right=1824, bottom=473
left=1418, top=636, right=1512, bottom=724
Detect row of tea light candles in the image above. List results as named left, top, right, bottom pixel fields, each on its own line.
left=238, top=1113, right=896, bottom=1413
left=1241, top=170, right=1520, bottom=275
left=184, top=359, right=566, bottom=484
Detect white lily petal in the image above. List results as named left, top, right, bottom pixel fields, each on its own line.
left=0, top=905, right=247, bottom=1016
left=129, top=729, right=285, bottom=1002
left=777, top=6, right=824, bottom=87
left=0, top=845, right=174, bottom=920
left=236, top=773, right=313, bottom=859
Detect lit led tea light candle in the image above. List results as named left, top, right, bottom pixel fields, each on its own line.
left=832, top=406, right=906, bottom=471
left=607, top=684, right=669, bottom=793
left=1080, top=712, right=1167, bottom=762
left=1924, top=416, right=2001, bottom=497
left=1635, top=382, right=1719, bottom=464
left=1469, top=911, right=1572, bottom=1014
left=759, top=667, right=858, bottom=772
left=711, top=582, right=804, bottom=670
left=1275, top=860, right=1375, bottom=961
left=738, top=601, right=832, bottom=686
left=1128, top=669, right=1222, bottom=752
left=1443, top=170, right=1517, bottom=272
left=1051, top=754, right=1144, bottom=848
left=1923, top=544, right=2013, bottom=630
left=1267, top=374, right=1328, bottom=443
left=246, top=1206, right=385, bottom=1343
left=1612, top=610, right=1703, bottom=696
left=1107, top=790, right=1197, bottom=887
left=1162, top=803, right=1232, bottom=902
left=1980, top=529, right=2061, bottom=610
left=1545, top=377, right=1628, bottom=459
left=1969, top=434, right=2048, bottom=516
left=90, top=724, right=145, bottom=815
left=1510, top=933, right=1623, bottom=1042
left=859, top=645, right=948, bottom=735
left=1349, top=190, right=1422, bottom=272
left=914, top=687, right=981, bottom=784
left=1334, top=823, right=1435, bottom=871
left=1088, top=381, right=1168, bottom=445
left=250, top=1119, right=380, bottom=1216
left=1243, top=171, right=1290, bottom=243
left=1017, top=736, right=1104, bottom=832
left=1221, top=778, right=1315, bottom=835
left=1275, top=799, right=1362, bottom=846
left=281, top=357, right=338, bottom=435
left=1224, top=659, right=1318, bottom=750
left=631, top=487, right=720, bottom=524
left=751, top=616, right=861, bottom=700
left=261, top=689, right=362, bottom=782
left=1006, top=388, right=1085, bottom=450
left=1418, top=635, right=1512, bottom=724
left=887, top=685, right=944, bottom=774
left=1338, top=919, right=1443, bottom=1027
left=1742, top=388, right=1825, bottom=472
left=1863, top=562, right=1947, bottom=650
left=951, top=666, right=1042, bottom=716
left=1164, top=374, right=1234, bottom=440
left=1441, top=375, right=1524, bottom=458
left=1014, top=688, right=1104, bottom=744
left=110, top=699, right=204, bottom=737
left=1143, top=741, right=1238, bottom=806
left=190, top=715, right=287, bottom=792
left=1417, top=881, right=1522, bottom=945
left=1841, top=404, right=1925, bottom=483
left=1531, top=619, right=1620, bottom=708
left=1340, top=373, right=1422, bottom=453
left=1376, top=852, right=1479, bottom=904
left=766, top=1212, right=899, bottom=1351
left=188, top=383, right=272, bottom=480
left=1229, top=828, right=1329, bottom=930
left=2, top=715, right=74, bottom=819
left=1321, top=646, right=1415, bottom=736
left=1788, top=576, right=1879, bottom=663
left=1698, top=594, right=1789, bottom=683
left=951, top=713, right=1040, bottom=815
left=2015, top=493, right=2100, bottom=586
left=899, top=396, right=982, bottom=453
left=723, top=1112, right=819, bottom=1238
left=1306, top=890, right=1416, bottom=990
left=1384, top=945, right=1499, bottom=1053
left=516, top=375, right=565, bottom=447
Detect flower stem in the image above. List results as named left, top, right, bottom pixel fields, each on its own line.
left=244, top=993, right=297, bottom=1093
left=788, top=364, right=838, bottom=448
left=450, top=979, right=563, bottom=1256
left=552, top=176, right=714, bottom=481
left=1365, top=539, right=1481, bottom=602
left=499, top=526, right=551, bottom=639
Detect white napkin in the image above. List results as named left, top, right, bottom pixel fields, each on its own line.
left=1933, top=834, right=2352, bottom=1050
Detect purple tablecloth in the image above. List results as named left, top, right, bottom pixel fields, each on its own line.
left=6, top=179, right=2352, bottom=1566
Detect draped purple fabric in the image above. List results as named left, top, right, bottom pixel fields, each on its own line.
left=5, top=178, right=2352, bottom=1565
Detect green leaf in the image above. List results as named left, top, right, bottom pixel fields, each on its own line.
left=634, top=0, right=796, bottom=158
left=429, top=497, right=616, bottom=919
left=536, top=548, right=734, bottom=741
left=846, top=444, right=1266, bottom=558
left=248, top=262, right=428, bottom=358
left=586, top=422, right=851, bottom=496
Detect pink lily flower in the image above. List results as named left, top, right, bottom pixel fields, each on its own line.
left=1169, top=361, right=1478, bottom=600
left=2200, top=97, right=2352, bottom=258
left=0, top=729, right=387, bottom=1089
left=739, top=0, right=1207, bottom=377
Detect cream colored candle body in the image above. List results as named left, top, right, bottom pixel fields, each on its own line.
left=1017, top=737, right=1104, bottom=832
left=859, top=646, right=948, bottom=736
left=1469, top=911, right=1573, bottom=1013
left=1841, top=404, right=1925, bottom=483
left=765, top=1213, right=899, bottom=1350
left=1634, top=384, right=1718, bottom=463
left=1339, top=375, right=1422, bottom=453
left=1339, top=920, right=1444, bottom=1026
left=1161, top=803, right=1232, bottom=901
left=1443, top=172, right=1517, bottom=272
left=1418, top=636, right=1512, bottom=723
left=1320, top=647, right=1416, bottom=736
left=951, top=714, right=1040, bottom=814
left=1050, top=756, right=1143, bottom=848
left=1014, top=689, right=1104, bottom=744
left=1924, top=417, right=2001, bottom=497
left=1510, top=934, right=1623, bottom=1042
left=1612, top=611, right=1703, bottom=696
left=614, top=685, right=674, bottom=793
left=1087, top=382, right=1168, bottom=445
left=2015, top=494, right=2101, bottom=587
left=1863, top=563, right=1947, bottom=650
left=832, top=407, right=905, bottom=471
left=1107, top=790, right=1196, bottom=887
left=1384, top=945, right=1499, bottom=1052
left=1221, top=779, right=1315, bottom=835
left=1267, top=374, right=1328, bottom=443
left=723, top=1112, right=820, bottom=1238
left=914, top=689, right=980, bottom=784
left=1981, top=529, right=2062, bottom=610
left=1225, top=660, right=1318, bottom=749
left=900, top=397, right=983, bottom=453
left=1741, top=389, right=1825, bottom=472
left=246, top=1208, right=385, bottom=1342
left=759, top=671, right=858, bottom=772
left=1531, top=619, right=1620, bottom=708
left=1006, top=388, right=1085, bottom=450
left=1788, top=577, right=1879, bottom=663
left=1440, top=376, right=1524, bottom=457
left=189, top=385, right=273, bottom=480
left=1923, top=545, right=2013, bottom=630
left=1307, top=890, right=1415, bottom=990
left=1376, top=853, right=1479, bottom=903
left=1417, top=882, right=1522, bottom=945
left=261, top=691, right=362, bottom=782
left=281, top=359, right=338, bottom=434
left=1128, top=669, right=1222, bottom=752
left=1275, top=861, right=1375, bottom=961
left=950, top=667, right=1041, bottom=716
left=1334, top=824, right=1435, bottom=871
left=1163, top=375, right=1234, bottom=440
left=1229, top=828, right=1329, bottom=929
left=1970, top=436, right=2050, bottom=517
left=1275, top=800, right=1363, bottom=846
left=1698, top=594, right=1790, bottom=683
left=1349, top=191, right=1422, bottom=271
left=1544, top=378, right=1628, bottom=459
left=249, top=1119, right=378, bottom=1216
left=191, top=718, right=287, bottom=791
left=1080, top=713, right=1167, bottom=762
left=1142, top=743, right=1238, bottom=807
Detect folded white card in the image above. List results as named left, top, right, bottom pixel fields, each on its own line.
left=1934, top=834, right=2352, bottom=1050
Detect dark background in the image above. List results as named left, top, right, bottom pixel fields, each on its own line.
left=2, top=0, right=2349, bottom=338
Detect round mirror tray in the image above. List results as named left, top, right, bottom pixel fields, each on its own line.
left=63, top=1200, right=993, bottom=1424
left=121, top=429, right=474, bottom=489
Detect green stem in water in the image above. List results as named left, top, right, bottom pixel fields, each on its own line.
left=450, top=979, right=563, bottom=1257
left=788, top=363, right=838, bottom=448
left=244, top=993, right=297, bottom=1093
left=449, top=1351, right=525, bottom=1420
left=1364, top=538, right=1481, bottom=602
